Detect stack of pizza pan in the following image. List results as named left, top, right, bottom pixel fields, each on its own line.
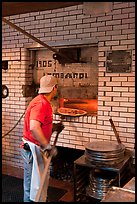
left=84, top=141, right=125, bottom=167
left=86, top=169, right=116, bottom=200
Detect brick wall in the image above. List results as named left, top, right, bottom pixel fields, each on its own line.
left=2, top=2, right=135, bottom=168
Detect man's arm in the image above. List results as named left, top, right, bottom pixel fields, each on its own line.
left=30, top=119, right=58, bottom=156
left=30, top=119, right=49, bottom=149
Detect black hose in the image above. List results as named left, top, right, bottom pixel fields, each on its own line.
left=2, top=111, right=25, bottom=138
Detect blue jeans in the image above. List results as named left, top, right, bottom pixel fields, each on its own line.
left=20, top=148, right=33, bottom=202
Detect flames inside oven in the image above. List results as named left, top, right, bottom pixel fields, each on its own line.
left=56, top=84, right=98, bottom=115
left=59, top=98, right=98, bottom=115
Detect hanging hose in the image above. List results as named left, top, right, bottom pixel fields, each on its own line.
left=2, top=111, right=25, bottom=138
left=2, top=108, right=64, bottom=139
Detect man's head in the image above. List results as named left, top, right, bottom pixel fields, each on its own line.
left=38, top=74, right=57, bottom=94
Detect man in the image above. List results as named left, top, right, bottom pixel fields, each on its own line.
left=21, top=74, right=64, bottom=202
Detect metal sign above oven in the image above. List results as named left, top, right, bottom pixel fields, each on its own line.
left=106, top=50, right=132, bottom=73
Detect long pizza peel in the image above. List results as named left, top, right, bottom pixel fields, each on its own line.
left=35, top=122, right=63, bottom=202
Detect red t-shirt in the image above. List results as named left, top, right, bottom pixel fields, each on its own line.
left=22, top=94, right=53, bottom=146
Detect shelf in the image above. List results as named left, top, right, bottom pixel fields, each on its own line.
left=74, top=149, right=133, bottom=202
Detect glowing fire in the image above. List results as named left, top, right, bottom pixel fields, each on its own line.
left=59, top=98, right=98, bottom=115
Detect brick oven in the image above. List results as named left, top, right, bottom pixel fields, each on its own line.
left=27, top=42, right=98, bottom=115
left=2, top=2, right=135, bottom=183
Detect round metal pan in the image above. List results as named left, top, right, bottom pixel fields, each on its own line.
left=84, top=141, right=125, bottom=153
left=84, top=140, right=125, bottom=166
left=85, top=148, right=125, bottom=159
left=86, top=170, right=115, bottom=200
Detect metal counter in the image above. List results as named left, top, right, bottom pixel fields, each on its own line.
left=73, top=149, right=133, bottom=202
left=101, top=177, right=135, bottom=202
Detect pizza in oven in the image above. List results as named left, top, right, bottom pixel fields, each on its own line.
left=58, top=107, right=87, bottom=117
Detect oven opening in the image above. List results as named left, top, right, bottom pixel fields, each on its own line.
left=28, top=44, right=99, bottom=116
left=59, top=98, right=98, bottom=115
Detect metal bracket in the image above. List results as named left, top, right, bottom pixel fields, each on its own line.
left=22, top=83, right=38, bottom=97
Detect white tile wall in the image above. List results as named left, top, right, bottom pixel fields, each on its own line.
left=2, top=2, right=135, bottom=168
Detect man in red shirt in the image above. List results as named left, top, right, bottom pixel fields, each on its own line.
left=21, top=74, right=64, bottom=202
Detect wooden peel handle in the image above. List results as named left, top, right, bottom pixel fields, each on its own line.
left=35, top=124, right=64, bottom=202
left=109, top=118, right=121, bottom=144
left=53, top=122, right=64, bottom=146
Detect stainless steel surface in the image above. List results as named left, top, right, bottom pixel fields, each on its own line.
left=101, top=186, right=135, bottom=202
left=123, top=177, right=135, bottom=191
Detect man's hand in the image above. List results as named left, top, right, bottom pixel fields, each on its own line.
left=40, top=145, right=58, bottom=157
left=49, top=147, right=58, bottom=157
left=40, top=144, right=52, bottom=153
left=52, top=122, right=64, bottom=133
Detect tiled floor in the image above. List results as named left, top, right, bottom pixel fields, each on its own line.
left=2, top=163, right=74, bottom=202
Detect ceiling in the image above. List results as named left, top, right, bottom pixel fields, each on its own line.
left=2, top=2, right=83, bottom=17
